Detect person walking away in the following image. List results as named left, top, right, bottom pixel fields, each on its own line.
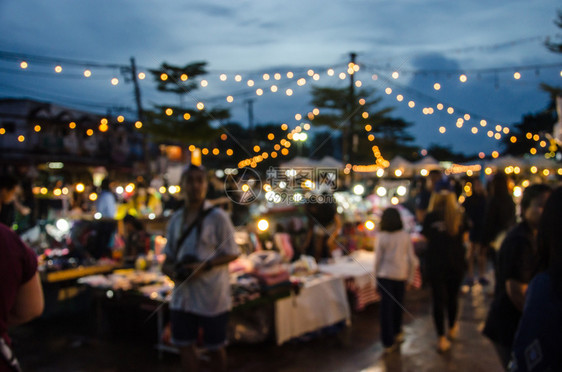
left=483, top=184, right=551, bottom=370
left=0, top=222, right=44, bottom=371
left=462, top=177, right=488, bottom=286
left=374, top=207, right=419, bottom=354
left=510, top=186, right=562, bottom=371
left=421, top=191, right=466, bottom=352
left=480, top=173, right=516, bottom=284
left=162, top=165, right=239, bottom=372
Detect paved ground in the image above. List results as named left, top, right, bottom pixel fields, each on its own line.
left=11, top=284, right=504, bottom=371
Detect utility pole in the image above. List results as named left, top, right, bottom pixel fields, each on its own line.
left=348, top=52, right=357, bottom=165
left=130, top=57, right=151, bottom=180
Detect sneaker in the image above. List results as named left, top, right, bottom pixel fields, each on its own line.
left=437, top=336, right=451, bottom=353
left=478, top=277, right=490, bottom=286
left=448, top=324, right=459, bottom=340
left=384, top=343, right=398, bottom=354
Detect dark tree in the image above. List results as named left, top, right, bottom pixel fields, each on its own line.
left=427, top=144, right=468, bottom=162
left=501, top=102, right=558, bottom=157
left=141, top=62, right=230, bottom=146
left=310, top=85, right=416, bottom=164
left=542, top=10, right=562, bottom=97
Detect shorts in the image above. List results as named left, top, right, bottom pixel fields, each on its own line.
left=170, top=310, right=229, bottom=350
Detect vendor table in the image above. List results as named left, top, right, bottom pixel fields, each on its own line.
left=42, top=264, right=117, bottom=283
left=81, top=270, right=352, bottom=348
left=40, top=263, right=119, bottom=316
left=318, top=250, right=380, bottom=311
left=275, top=275, right=351, bottom=345
left=318, top=250, right=422, bottom=312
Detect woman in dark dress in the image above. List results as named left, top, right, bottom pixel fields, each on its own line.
left=422, top=190, right=466, bottom=352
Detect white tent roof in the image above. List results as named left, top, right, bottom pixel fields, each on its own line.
left=414, top=156, right=441, bottom=170
left=389, top=156, right=413, bottom=170
left=486, top=155, right=526, bottom=169
left=280, top=156, right=317, bottom=168
left=316, top=156, right=343, bottom=168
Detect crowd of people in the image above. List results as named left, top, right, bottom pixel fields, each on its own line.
left=2, top=165, right=562, bottom=371
left=377, top=169, right=561, bottom=371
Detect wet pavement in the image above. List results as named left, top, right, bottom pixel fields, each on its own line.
left=11, top=284, right=504, bottom=371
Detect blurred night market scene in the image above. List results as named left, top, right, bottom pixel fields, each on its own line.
left=2, top=2, right=562, bottom=372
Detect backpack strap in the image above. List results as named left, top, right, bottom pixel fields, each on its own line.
left=174, top=206, right=216, bottom=256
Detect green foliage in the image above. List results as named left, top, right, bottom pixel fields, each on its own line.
left=544, top=10, right=562, bottom=54
left=426, top=144, right=468, bottom=162
left=142, top=105, right=228, bottom=145
left=149, top=62, right=207, bottom=95
left=143, top=62, right=230, bottom=146
left=309, top=85, right=416, bottom=163
left=501, top=102, right=557, bottom=156
left=542, top=10, right=562, bottom=95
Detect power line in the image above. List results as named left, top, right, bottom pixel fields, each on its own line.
left=0, top=50, right=131, bottom=69
left=0, top=82, right=132, bottom=111
left=0, top=66, right=113, bottom=80
left=364, top=62, right=562, bottom=76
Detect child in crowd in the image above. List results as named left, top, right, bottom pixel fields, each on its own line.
left=375, top=207, right=419, bottom=354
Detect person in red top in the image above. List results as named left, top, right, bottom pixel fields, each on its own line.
left=0, top=220, right=44, bottom=371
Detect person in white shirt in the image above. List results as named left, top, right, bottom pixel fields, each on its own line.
left=162, top=165, right=239, bottom=372
left=374, top=207, right=419, bottom=353
left=93, top=178, right=116, bottom=258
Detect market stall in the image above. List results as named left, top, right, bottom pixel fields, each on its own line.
left=77, top=259, right=356, bottom=347
left=275, top=274, right=350, bottom=345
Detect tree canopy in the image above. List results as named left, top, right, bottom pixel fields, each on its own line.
left=309, top=85, right=417, bottom=164
left=141, top=62, right=230, bottom=146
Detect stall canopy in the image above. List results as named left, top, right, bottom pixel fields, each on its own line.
left=485, top=155, right=526, bottom=170
left=315, top=156, right=343, bottom=169
left=414, top=156, right=441, bottom=171
left=280, top=156, right=317, bottom=168
left=388, top=156, right=414, bottom=177
left=280, top=156, right=343, bottom=169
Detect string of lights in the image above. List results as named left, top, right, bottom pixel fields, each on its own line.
left=2, top=48, right=561, bottom=161
left=365, top=61, right=562, bottom=78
